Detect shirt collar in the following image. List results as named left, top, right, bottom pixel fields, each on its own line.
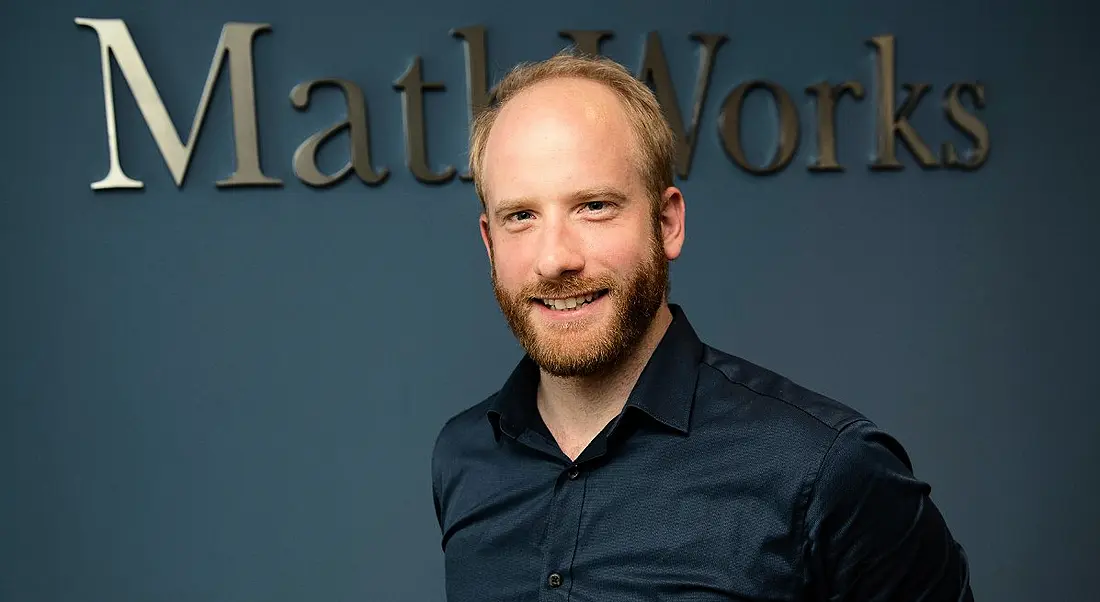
left=487, top=303, right=704, bottom=441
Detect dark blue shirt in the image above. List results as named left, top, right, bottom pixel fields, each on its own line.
left=431, top=305, right=973, bottom=601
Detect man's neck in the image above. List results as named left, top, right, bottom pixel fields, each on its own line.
left=536, top=304, right=674, bottom=460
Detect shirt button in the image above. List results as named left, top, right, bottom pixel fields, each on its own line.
left=567, top=466, right=580, bottom=480
left=548, top=573, right=563, bottom=588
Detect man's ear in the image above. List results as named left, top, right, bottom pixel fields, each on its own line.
left=659, top=186, right=686, bottom=261
left=479, top=213, right=493, bottom=260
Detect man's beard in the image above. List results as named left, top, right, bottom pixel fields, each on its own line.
left=490, top=232, right=669, bottom=378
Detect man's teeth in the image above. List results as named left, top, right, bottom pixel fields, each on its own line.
left=541, top=293, right=600, bottom=310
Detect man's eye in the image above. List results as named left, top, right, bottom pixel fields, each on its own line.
left=509, top=211, right=533, bottom=221
left=585, top=201, right=608, bottom=211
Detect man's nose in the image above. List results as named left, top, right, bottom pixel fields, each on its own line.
left=534, top=219, right=585, bottom=279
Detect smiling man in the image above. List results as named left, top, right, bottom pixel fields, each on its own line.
left=430, top=51, right=974, bottom=601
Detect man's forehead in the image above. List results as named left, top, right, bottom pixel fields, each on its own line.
left=481, top=79, right=638, bottom=204
left=486, top=80, right=632, bottom=154
left=497, top=77, right=623, bottom=121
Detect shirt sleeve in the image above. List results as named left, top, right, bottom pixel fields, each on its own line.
left=803, top=418, right=974, bottom=601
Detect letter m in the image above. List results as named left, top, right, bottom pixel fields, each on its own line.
left=74, top=18, right=280, bottom=189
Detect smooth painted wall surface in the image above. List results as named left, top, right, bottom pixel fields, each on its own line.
left=3, top=0, right=1097, bottom=600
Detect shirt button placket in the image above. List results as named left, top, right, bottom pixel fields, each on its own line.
left=539, top=463, right=586, bottom=600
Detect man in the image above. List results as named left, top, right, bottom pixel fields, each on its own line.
left=431, top=50, right=974, bottom=601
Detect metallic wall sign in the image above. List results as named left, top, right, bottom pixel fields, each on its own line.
left=73, top=19, right=990, bottom=191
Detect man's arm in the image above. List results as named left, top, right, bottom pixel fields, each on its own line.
left=431, top=424, right=449, bottom=538
left=804, top=419, right=974, bottom=601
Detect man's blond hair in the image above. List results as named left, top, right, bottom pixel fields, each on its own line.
left=468, top=50, right=676, bottom=215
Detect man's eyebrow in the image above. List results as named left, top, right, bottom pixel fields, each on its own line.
left=491, top=187, right=630, bottom=221
left=571, top=186, right=629, bottom=203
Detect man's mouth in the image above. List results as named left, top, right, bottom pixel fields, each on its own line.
left=535, top=290, right=608, bottom=311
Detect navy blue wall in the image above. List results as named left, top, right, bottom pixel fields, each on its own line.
left=3, top=0, right=1097, bottom=600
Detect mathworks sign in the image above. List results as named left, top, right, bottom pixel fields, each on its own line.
left=74, top=19, right=990, bottom=191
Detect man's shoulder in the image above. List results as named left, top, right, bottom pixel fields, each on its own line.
left=693, top=343, right=926, bottom=504
left=695, top=341, right=921, bottom=474
left=696, top=343, right=872, bottom=439
left=692, top=345, right=969, bottom=597
left=431, top=392, right=499, bottom=458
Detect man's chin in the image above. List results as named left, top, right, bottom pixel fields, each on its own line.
left=524, top=321, right=632, bottom=375
left=530, top=348, right=617, bottom=378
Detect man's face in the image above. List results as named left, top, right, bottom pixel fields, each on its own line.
left=478, top=77, right=683, bottom=378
